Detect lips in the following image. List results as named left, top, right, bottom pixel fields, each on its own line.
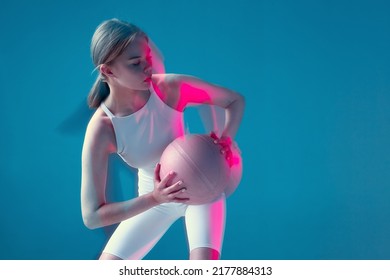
left=144, top=76, right=152, bottom=82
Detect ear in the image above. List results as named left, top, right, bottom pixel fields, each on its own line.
left=100, top=64, right=115, bottom=79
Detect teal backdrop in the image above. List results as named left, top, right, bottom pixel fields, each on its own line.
left=0, top=0, right=389, bottom=259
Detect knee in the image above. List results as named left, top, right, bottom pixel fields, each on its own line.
left=99, top=252, right=123, bottom=260
left=189, top=247, right=220, bottom=260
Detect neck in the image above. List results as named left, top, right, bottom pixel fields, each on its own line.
left=104, top=84, right=150, bottom=117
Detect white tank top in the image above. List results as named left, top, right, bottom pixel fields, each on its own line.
left=100, top=84, right=185, bottom=193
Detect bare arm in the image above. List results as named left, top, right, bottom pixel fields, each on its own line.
left=81, top=115, right=187, bottom=229
left=168, top=74, right=245, bottom=139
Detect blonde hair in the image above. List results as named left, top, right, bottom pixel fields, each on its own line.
left=88, top=18, right=147, bottom=108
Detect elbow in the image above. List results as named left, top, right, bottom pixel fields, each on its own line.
left=237, top=92, right=245, bottom=108
left=228, top=91, right=245, bottom=109
left=82, top=211, right=101, bottom=230
left=230, top=92, right=245, bottom=114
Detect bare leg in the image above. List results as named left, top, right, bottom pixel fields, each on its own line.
left=99, top=252, right=123, bottom=260
left=190, top=247, right=220, bottom=260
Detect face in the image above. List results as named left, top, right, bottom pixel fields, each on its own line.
left=102, top=35, right=153, bottom=91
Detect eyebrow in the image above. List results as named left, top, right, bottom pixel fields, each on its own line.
left=128, top=55, right=141, bottom=60
left=128, top=48, right=152, bottom=60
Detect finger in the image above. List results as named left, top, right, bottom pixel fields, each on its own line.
left=154, top=163, right=161, bottom=182
left=159, top=170, right=176, bottom=188
left=170, top=191, right=190, bottom=201
left=221, top=146, right=231, bottom=154
left=214, top=138, right=230, bottom=146
left=164, top=180, right=186, bottom=194
left=172, top=197, right=190, bottom=202
left=218, top=136, right=232, bottom=146
left=219, top=146, right=229, bottom=155
left=210, top=131, right=218, bottom=141
left=224, top=137, right=232, bottom=146
left=169, top=186, right=190, bottom=201
left=225, top=150, right=233, bottom=161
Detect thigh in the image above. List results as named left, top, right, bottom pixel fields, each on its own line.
left=102, top=204, right=180, bottom=260
left=185, top=195, right=226, bottom=254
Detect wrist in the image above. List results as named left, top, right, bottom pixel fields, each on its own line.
left=144, top=192, right=160, bottom=207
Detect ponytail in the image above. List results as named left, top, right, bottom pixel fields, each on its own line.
left=87, top=76, right=110, bottom=109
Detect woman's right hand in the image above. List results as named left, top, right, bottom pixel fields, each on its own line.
left=152, top=163, right=189, bottom=203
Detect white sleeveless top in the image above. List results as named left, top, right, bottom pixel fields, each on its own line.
left=100, top=85, right=185, bottom=194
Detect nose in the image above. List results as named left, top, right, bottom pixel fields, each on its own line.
left=143, top=61, right=152, bottom=75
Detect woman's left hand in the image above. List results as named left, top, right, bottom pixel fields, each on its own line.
left=210, top=132, right=234, bottom=167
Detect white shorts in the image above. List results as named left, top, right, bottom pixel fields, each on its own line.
left=102, top=195, right=226, bottom=260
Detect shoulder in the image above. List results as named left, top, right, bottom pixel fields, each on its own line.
left=151, top=73, right=182, bottom=111
left=151, top=73, right=193, bottom=111
left=151, top=73, right=193, bottom=88
left=83, top=108, right=116, bottom=154
left=151, top=73, right=180, bottom=93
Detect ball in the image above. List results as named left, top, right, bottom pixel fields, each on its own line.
left=159, top=134, right=242, bottom=205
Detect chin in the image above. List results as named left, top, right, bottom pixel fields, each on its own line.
left=142, top=80, right=152, bottom=87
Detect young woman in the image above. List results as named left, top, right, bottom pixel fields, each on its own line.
left=81, top=18, right=245, bottom=260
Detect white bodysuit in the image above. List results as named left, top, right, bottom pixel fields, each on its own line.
left=100, top=84, right=225, bottom=259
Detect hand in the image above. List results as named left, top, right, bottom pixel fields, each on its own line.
left=210, top=131, right=234, bottom=167
left=152, top=163, right=189, bottom=203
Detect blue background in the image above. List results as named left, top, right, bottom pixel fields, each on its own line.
left=0, top=0, right=389, bottom=260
